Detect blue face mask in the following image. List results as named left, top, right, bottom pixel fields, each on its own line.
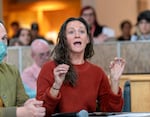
left=0, top=41, right=7, bottom=63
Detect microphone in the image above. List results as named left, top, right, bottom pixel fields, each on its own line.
left=51, top=110, right=88, bottom=117
left=76, top=110, right=88, bottom=117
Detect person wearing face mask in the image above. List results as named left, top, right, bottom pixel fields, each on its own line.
left=0, top=41, right=7, bottom=63
left=0, top=21, right=46, bottom=117
left=36, top=17, right=125, bottom=117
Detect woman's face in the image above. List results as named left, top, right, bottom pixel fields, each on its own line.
left=19, top=29, right=31, bottom=45
left=81, top=9, right=95, bottom=26
left=66, top=20, right=89, bottom=54
left=122, top=23, right=132, bottom=36
left=138, top=19, right=150, bottom=35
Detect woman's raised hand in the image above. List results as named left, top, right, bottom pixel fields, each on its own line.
left=53, top=64, right=70, bottom=89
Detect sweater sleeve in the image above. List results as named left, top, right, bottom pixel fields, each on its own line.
left=98, top=71, right=123, bottom=112
left=0, top=107, right=16, bottom=117
left=36, top=62, right=61, bottom=116
left=14, top=67, right=29, bottom=106
left=0, top=64, right=28, bottom=117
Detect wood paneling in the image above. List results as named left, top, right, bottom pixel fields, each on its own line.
left=121, top=75, right=150, bottom=112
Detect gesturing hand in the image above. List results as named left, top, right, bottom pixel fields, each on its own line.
left=53, top=64, right=70, bottom=89
left=109, top=57, right=126, bottom=81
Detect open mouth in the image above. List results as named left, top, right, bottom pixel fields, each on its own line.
left=73, top=41, right=82, bottom=45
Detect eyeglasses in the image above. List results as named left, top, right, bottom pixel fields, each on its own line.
left=38, top=50, right=51, bottom=58
left=82, top=13, right=94, bottom=17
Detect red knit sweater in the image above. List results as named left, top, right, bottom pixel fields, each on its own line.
left=36, top=61, right=123, bottom=116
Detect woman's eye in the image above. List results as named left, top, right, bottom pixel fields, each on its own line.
left=80, top=30, right=85, bottom=34
left=68, top=31, right=74, bottom=34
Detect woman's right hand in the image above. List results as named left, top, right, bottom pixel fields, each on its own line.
left=53, top=64, right=70, bottom=89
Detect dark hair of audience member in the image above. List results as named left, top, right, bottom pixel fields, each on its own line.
left=120, top=20, right=132, bottom=30
left=80, top=6, right=99, bottom=26
left=137, top=10, right=150, bottom=23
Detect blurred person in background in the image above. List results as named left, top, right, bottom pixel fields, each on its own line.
left=80, top=6, right=115, bottom=44
left=10, top=21, right=20, bottom=39
left=9, top=38, right=23, bottom=46
left=131, top=10, right=150, bottom=41
left=21, top=39, right=51, bottom=98
left=30, top=22, right=45, bottom=42
left=0, top=21, right=45, bottom=117
left=117, top=20, right=132, bottom=41
left=15, top=28, right=32, bottom=46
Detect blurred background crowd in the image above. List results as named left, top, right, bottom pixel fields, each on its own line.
left=1, top=0, right=150, bottom=47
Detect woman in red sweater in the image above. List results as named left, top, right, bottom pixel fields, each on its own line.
left=36, top=17, right=125, bottom=116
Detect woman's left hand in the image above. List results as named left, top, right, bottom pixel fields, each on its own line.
left=109, top=57, right=126, bottom=81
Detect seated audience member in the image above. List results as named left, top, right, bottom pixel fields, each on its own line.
left=36, top=17, right=125, bottom=116
left=10, top=21, right=20, bottom=39
left=131, top=10, right=150, bottom=41
left=30, top=22, right=45, bottom=42
left=0, top=21, right=45, bottom=117
left=9, top=38, right=23, bottom=46
left=80, top=6, right=115, bottom=44
left=22, top=39, right=51, bottom=98
left=118, top=20, right=132, bottom=41
left=15, top=28, right=32, bottom=46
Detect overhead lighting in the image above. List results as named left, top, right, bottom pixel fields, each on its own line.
left=30, top=1, right=67, bottom=11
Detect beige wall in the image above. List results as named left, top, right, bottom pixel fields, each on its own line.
left=147, top=0, right=150, bottom=9
left=81, top=0, right=138, bottom=36
left=7, top=41, right=150, bottom=75
left=81, top=0, right=96, bottom=8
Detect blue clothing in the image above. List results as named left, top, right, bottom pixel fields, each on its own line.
left=23, top=84, right=36, bottom=98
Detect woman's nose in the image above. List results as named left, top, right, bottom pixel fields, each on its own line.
left=75, top=31, right=80, bottom=37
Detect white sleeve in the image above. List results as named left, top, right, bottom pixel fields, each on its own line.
left=131, top=35, right=138, bottom=41
left=102, top=27, right=115, bottom=37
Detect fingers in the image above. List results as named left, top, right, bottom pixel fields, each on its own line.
left=24, top=98, right=36, bottom=105
left=114, top=57, right=125, bottom=63
left=53, top=64, right=70, bottom=86
left=54, top=64, right=70, bottom=74
left=33, top=101, right=46, bottom=117
left=32, top=101, right=46, bottom=117
left=31, top=100, right=44, bottom=106
left=109, top=61, right=114, bottom=69
left=36, top=107, right=46, bottom=113
left=25, top=99, right=44, bottom=108
left=32, top=106, right=45, bottom=117
left=109, top=57, right=125, bottom=69
left=23, top=100, right=46, bottom=117
left=109, top=57, right=126, bottom=80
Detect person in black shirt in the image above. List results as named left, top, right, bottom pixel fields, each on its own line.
left=80, top=6, right=115, bottom=44
left=118, top=20, right=132, bottom=41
